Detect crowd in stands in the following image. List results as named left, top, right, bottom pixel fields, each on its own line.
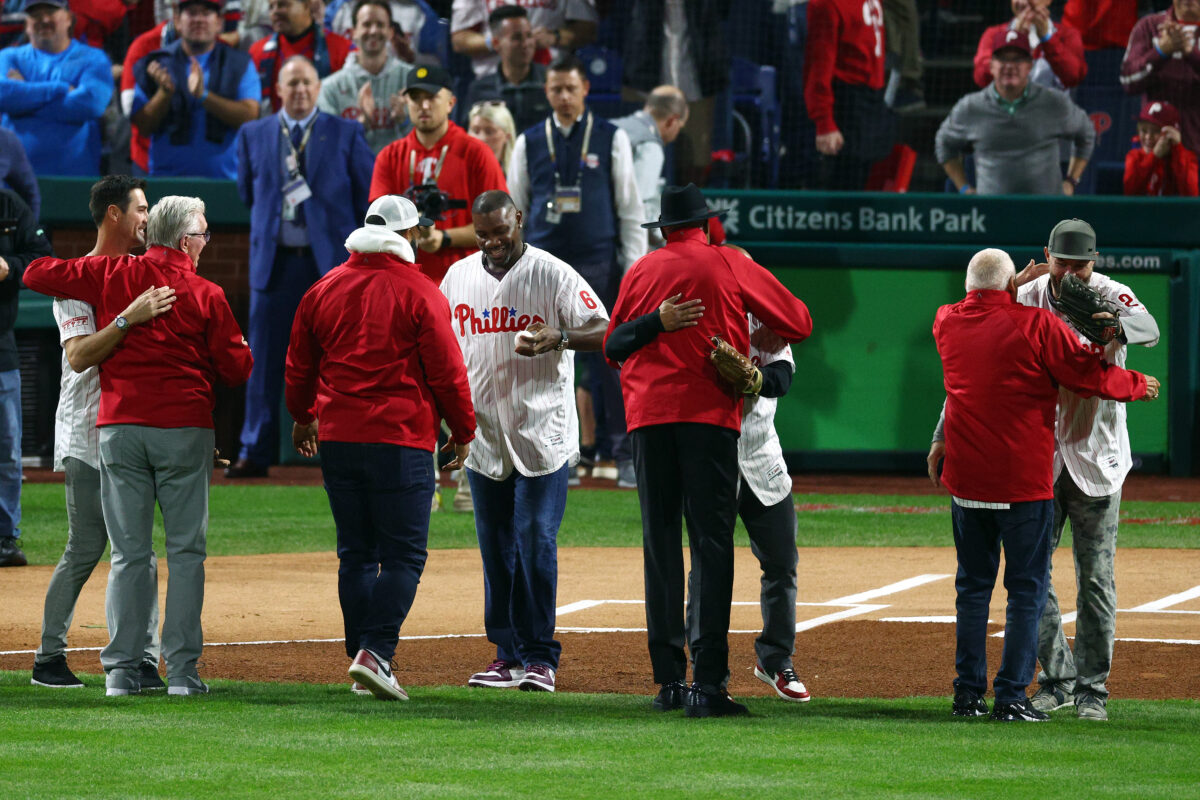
left=1, top=0, right=1198, bottom=206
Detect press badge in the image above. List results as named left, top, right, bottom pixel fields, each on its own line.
left=554, top=186, right=582, bottom=214
left=281, top=176, right=312, bottom=221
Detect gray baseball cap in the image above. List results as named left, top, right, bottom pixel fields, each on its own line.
left=1047, top=218, right=1097, bottom=260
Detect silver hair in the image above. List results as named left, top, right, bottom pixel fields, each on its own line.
left=146, top=195, right=206, bottom=250
left=965, top=247, right=1015, bottom=292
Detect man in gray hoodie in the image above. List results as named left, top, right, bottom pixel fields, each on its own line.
left=936, top=27, right=1094, bottom=196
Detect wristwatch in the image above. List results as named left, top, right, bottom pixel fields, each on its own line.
left=554, top=328, right=569, bottom=351
left=115, top=316, right=129, bottom=331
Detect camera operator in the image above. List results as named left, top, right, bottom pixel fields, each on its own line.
left=369, top=64, right=508, bottom=283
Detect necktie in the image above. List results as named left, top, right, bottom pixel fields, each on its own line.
left=290, top=123, right=306, bottom=226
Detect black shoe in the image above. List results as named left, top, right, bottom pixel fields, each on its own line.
left=31, top=655, right=84, bottom=688
left=990, top=697, right=1050, bottom=722
left=224, top=458, right=268, bottom=479
left=652, top=681, right=689, bottom=711
left=684, top=685, right=749, bottom=718
left=951, top=688, right=988, bottom=717
left=139, top=659, right=166, bottom=691
left=0, top=536, right=26, bottom=567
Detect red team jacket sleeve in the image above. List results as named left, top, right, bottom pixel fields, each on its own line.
left=1040, top=22, right=1087, bottom=87
left=284, top=295, right=319, bottom=426
left=203, top=287, right=254, bottom=387
left=1120, top=16, right=1164, bottom=96
left=727, top=251, right=814, bottom=344
left=1032, top=310, right=1147, bottom=401
left=1124, top=149, right=1157, bottom=195
left=414, top=289, right=476, bottom=444
left=23, top=255, right=107, bottom=306
left=973, top=24, right=1001, bottom=88
left=804, top=0, right=841, bottom=136
left=1174, top=145, right=1199, bottom=196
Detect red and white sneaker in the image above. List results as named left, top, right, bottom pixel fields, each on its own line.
left=350, top=681, right=371, bottom=696
left=754, top=663, right=811, bottom=702
left=519, top=664, right=556, bottom=692
left=468, top=659, right=526, bottom=689
left=348, top=649, right=408, bottom=701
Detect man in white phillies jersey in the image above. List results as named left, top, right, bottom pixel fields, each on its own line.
left=1020, top=219, right=1159, bottom=722
left=440, top=190, right=609, bottom=693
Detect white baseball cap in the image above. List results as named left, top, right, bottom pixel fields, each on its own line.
left=364, top=195, right=434, bottom=232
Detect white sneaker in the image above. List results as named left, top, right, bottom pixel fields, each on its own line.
left=167, top=676, right=210, bottom=696
left=348, top=649, right=408, bottom=701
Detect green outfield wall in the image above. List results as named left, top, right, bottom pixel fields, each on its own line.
left=24, top=181, right=1200, bottom=474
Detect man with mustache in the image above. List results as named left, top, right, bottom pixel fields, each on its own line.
left=250, top=0, right=351, bottom=111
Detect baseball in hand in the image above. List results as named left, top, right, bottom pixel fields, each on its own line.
left=515, top=330, right=536, bottom=347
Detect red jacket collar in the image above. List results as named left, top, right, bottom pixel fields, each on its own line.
left=664, top=227, right=709, bottom=245
left=964, top=288, right=1016, bottom=305
left=146, top=245, right=197, bottom=273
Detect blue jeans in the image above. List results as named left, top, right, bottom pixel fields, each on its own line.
left=952, top=499, right=1053, bottom=704
left=0, top=369, right=21, bottom=539
left=321, top=442, right=433, bottom=663
left=467, top=464, right=568, bottom=669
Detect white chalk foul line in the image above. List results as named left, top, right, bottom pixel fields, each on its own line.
left=1128, top=585, right=1200, bottom=613
left=825, top=574, right=953, bottom=605
left=0, top=633, right=487, bottom=657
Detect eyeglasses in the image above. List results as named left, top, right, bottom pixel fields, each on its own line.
left=185, top=231, right=212, bottom=242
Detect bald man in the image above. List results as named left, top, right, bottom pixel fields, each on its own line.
left=616, top=86, right=689, bottom=248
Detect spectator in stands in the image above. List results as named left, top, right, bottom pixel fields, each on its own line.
left=804, top=0, right=894, bottom=191
left=123, top=11, right=179, bottom=175
left=0, top=128, right=39, bottom=220
left=369, top=64, right=508, bottom=284
left=467, top=99, right=515, bottom=172
left=317, top=0, right=413, bottom=153
left=625, top=0, right=729, bottom=188
left=974, top=0, right=1086, bottom=91
left=0, top=187, right=51, bottom=569
left=0, top=0, right=113, bottom=177
left=227, top=56, right=373, bottom=479
left=1121, top=0, right=1200, bottom=155
left=250, top=0, right=351, bottom=110
left=239, top=0, right=273, bottom=45
left=1062, top=0, right=1138, bottom=51
left=509, top=54, right=646, bottom=488
left=131, top=0, right=261, bottom=179
left=452, top=0, right=596, bottom=79
left=615, top=85, right=688, bottom=248
left=157, top=0, right=242, bottom=45
left=463, top=6, right=550, bottom=134
left=883, top=0, right=924, bottom=112
left=938, top=29, right=1094, bottom=196
left=1, top=1, right=28, bottom=48
left=327, top=0, right=431, bottom=65
left=1125, top=100, right=1198, bottom=196
left=75, top=0, right=139, bottom=55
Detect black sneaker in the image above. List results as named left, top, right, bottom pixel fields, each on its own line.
left=0, top=536, right=26, bottom=567
left=652, top=681, right=689, bottom=711
left=684, top=685, right=749, bottom=718
left=31, top=655, right=84, bottom=688
left=951, top=687, right=988, bottom=717
left=990, top=697, right=1050, bottom=722
left=139, top=659, right=166, bottom=691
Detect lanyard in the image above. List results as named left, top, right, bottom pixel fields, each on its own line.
left=545, top=111, right=593, bottom=188
left=409, top=145, right=450, bottom=185
left=280, top=116, right=315, bottom=177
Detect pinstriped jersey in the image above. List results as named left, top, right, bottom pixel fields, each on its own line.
left=739, top=315, right=795, bottom=507
left=1018, top=272, right=1157, bottom=497
left=52, top=298, right=100, bottom=471
left=440, top=245, right=607, bottom=480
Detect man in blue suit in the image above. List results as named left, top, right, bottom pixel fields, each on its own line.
left=229, top=55, right=374, bottom=478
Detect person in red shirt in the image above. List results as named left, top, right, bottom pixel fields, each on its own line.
left=603, top=184, right=813, bottom=717
left=928, top=247, right=1156, bottom=722
left=285, top=194, right=475, bottom=701
left=249, top=0, right=350, bottom=111
left=803, top=0, right=894, bottom=190
left=973, top=0, right=1086, bottom=90
left=369, top=64, right=508, bottom=284
left=24, top=195, right=253, bottom=698
left=1062, top=0, right=1138, bottom=51
left=1124, top=100, right=1199, bottom=196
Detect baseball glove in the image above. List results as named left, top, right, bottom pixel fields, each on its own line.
left=1049, top=273, right=1122, bottom=345
left=709, top=336, right=763, bottom=395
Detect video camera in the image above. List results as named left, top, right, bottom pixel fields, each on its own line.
left=403, top=182, right=466, bottom=223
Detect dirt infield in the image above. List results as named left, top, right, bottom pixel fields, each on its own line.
left=3, top=546, right=1197, bottom=700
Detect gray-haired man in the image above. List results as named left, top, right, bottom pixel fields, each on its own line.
left=24, top=196, right=253, bottom=697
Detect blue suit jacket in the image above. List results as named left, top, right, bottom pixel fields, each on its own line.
left=236, top=111, right=374, bottom=291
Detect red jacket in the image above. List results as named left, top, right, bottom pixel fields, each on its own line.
left=249, top=27, right=351, bottom=111
left=24, top=247, right=253, bottom=428
left=973, top=21, right=1087, bottom=88
left=605, top=227, right=812, bottom=434
left=934, top=290, right=1146, bottom=503
left=285, top=250, right=476, bottom=450
left=369, top=122, right=508, bottom=284
left=1124, top=143, right=1200, bottom=196
left=804, top=0, right=887, bottom=136
left=1063, top=0, right=1138, bottom=51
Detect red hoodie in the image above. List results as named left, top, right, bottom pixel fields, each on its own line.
left=804, top=0, right=887, bottom=136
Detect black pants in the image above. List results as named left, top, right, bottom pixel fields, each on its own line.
left=630, top=423, right=739, bottom=690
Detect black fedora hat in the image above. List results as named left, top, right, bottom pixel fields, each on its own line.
left=641, top=183, right=727, bottom=229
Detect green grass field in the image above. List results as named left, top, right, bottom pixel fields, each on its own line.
left=4, top=483, right=1199, bottom=798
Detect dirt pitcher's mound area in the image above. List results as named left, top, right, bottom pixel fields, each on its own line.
left=2, top=547, right=1198, bottom=699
